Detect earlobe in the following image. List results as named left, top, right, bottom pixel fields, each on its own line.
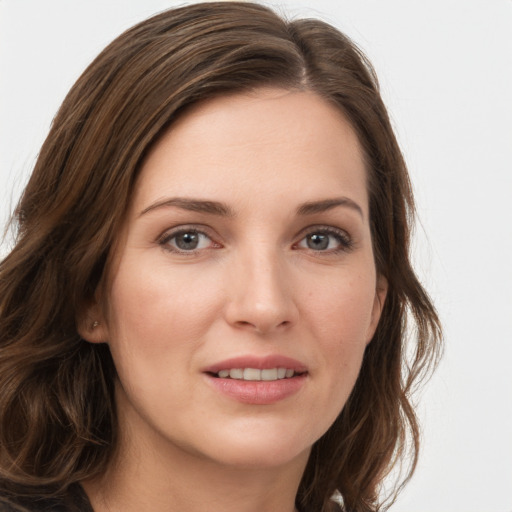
left=76, top=302, right=108, bottom=344
left=366, top=274, right=388, bottom=344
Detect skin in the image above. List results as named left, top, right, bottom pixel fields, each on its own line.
left=80, top=88, right=387, bottom=512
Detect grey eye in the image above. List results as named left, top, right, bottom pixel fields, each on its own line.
left=165, top=230, right=212, bottom=252
left=306, top=233, right=330, bottom=250
left=298, top=231, right=346, bottom=251
left=174, top=232, right=200, bottom=250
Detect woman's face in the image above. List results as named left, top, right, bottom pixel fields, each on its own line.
left=90, top=88, right=386, bottom=471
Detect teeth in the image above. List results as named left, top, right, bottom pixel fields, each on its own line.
left=230, top=368, right=244, bottom=379
left=243, top=368, right=261, bottom=381
left=261, top=368, right=278, bottom=381
left=216, top=367, right=298, bottom=381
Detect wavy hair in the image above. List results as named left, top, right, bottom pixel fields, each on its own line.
left=0, top=3, right=441, bottom=511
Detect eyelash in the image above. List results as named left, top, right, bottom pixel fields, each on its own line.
left=158, top=226, right=219, bottom=255
left=294, top=226, right=353, bottom=254
left=157, top=225, right=353, bottom=255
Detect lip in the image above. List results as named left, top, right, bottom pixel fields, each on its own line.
left=202, top=354, right=308, bottom=374
left=203, top=354, right=308, bottom=405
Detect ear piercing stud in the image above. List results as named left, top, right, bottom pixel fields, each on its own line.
left=92, top=321, right=100, bottom=328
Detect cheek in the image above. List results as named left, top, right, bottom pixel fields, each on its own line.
left=104, top=260, right=225, bottom=414
left=304, top=271, right=377, bottom=344
left=302, top=271, right=376, bottom=397
left=107, top=258, right=223, bottom=353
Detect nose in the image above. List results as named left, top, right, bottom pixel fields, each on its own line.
left=224, top=248, right=299, bottom=335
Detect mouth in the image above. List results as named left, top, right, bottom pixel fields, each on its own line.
left=210, top=367, right=306, bottom=381
left=203, top=355, right=308, bottom=404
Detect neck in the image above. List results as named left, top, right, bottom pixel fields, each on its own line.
left=82, top=400, right=308, bottom=512
left=84, top=449, right=305, bottom=512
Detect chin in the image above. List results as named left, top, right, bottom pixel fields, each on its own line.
left=195, top=420, right=317, bottom=469
left=208, top=443, right=310, bottom=470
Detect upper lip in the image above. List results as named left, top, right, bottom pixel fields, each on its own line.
left=203, top=355, right=308, bottom=374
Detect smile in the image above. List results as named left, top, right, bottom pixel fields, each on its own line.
left=215, top=368, right=300, bottom=380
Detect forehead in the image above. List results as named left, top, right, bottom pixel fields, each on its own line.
left=132, top=88, right=368, bottom=217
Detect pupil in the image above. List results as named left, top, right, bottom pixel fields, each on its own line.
left=308, top=233, right=328, bottom=250
left=176, top=232, right=198, bottom=250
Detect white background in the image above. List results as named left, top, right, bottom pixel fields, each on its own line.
left=1, top=1, right=511, bottom=510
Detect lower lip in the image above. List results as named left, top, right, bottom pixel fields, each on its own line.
left=205, top=374, right=307, bottom=405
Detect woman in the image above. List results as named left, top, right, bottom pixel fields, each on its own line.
left=0, top=2, right=441, bottom=511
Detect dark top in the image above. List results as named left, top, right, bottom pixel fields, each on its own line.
left=0, top=484, right=93, bottom=512
left=0, top=485, right=343, bottom=511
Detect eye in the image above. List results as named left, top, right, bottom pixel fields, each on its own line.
left=159, top=228, right=216, bottom=253
left=295, top=227, right=352, bottom=253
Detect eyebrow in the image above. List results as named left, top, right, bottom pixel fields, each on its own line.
left=296, top=197, right=364, bottom=219
left=139, top=197, right=235, bottom=217
left=139, top=196, right=363, bottom=219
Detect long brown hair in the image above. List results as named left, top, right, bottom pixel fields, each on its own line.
left=0, top=3, right=441, bottom=511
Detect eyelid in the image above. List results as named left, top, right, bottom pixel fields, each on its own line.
left=293, top=225, right=353, bottom=253
left=155, top=223, right=353, bottom=255
left=157, top=224, right=221, bottom=254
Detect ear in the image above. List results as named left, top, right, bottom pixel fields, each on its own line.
left=76, top=299, right=108, bottom=344
left=365, top=274, right=388, bottom=344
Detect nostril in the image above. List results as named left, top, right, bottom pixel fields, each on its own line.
left=236, top=320, right=253, bottom=328
left=225, top=292, right=299, bottom=334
